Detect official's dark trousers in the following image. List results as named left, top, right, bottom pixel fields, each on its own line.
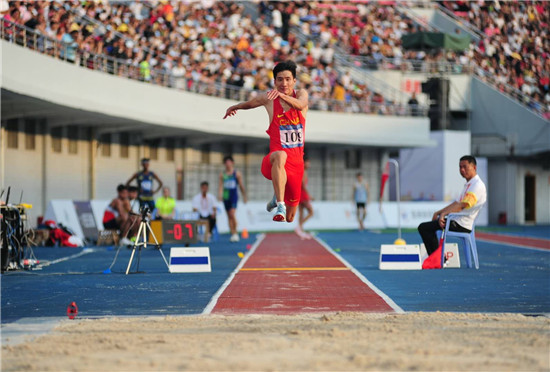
left=200, top=215, right=216, bottom=233
left=418, top=220, right=471, bottom=255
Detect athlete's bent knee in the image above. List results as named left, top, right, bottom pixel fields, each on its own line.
left=270, top=151, right=287, bottom=165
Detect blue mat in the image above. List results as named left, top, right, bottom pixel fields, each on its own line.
left=317, top=228, right=550, bottom=314
left=1, top=234, right=248, bottom=323
left=2, top=227, right=549, bottom=323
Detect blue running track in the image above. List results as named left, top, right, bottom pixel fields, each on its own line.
left=2, top=226, right=549, bottom=324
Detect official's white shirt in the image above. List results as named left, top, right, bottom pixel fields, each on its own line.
left=454, top=174, right=487, bottom=230
left=192, top=193, right=217, bottom=218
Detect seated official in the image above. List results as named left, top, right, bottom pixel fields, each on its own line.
left=418, top=155, right=487, bottom=256
left=155, top=187, right=176, bottom=220
left=192, top=181, right=217, bottom=235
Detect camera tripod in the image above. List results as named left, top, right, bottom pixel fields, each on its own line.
left=125, top=207, right=169, bottom=274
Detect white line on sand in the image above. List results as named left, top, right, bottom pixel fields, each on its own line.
left=202, top=234, right=266, bottom=314
left=1, top=317, right=66, bottom=346
left=313, top=235, right=405, bottom=314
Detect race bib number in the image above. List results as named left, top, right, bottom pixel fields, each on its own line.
left=224, top=179, right=237, bottom=189
left=280, top=124, right=304, bottom=149
left=141, top=180, right=153, bottom=192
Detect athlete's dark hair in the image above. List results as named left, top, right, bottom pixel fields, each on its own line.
left=273, top=60, right=297, bottom=79
left=200, top=181, right=209, bottom=187
left=223, top=155, right=234, bottom=163
left=128, top=186, right=138, bottom=193
left=117, top=184, right=127, bottom=192
left=460, top=155, right=477, bottom=165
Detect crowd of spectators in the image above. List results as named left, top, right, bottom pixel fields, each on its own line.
left=280, top=0, right=547, bottom=116
left=438, top=0, right=549, bottom=117
left=2, top=0, right=412, bottom=115
left=3, top=0, right=547, bottom=117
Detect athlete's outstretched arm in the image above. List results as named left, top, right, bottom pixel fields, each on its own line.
left=125, top=173, right=138, bottom=187
left=223, top=94, right=269, bottom=119
left=153, top=173, right=163, bottom=194
left=267, top=88, right=309, bottom=112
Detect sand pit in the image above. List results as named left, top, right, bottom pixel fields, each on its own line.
left=2, top=312, right=549, bottom=371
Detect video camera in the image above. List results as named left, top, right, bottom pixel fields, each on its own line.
left=139, top=205, right=151, bottom=220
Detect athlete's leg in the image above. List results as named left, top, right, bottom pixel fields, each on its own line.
left=300, top=200, right=314, bottom=226
left=283, top=158, right=304, bottom=223
left=286, top=205, right=298, bottom=222
left=298, top=204, right=305, bottom=230
left=356, top=205, right=365, bottom=230
left=227, top=208, right=237, bottom=234
left=270, top=151, right=287, bottom=203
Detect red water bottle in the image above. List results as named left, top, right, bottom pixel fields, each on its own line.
left=67, top=302, right=78, bottom=319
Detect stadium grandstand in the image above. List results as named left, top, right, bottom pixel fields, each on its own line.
left=2, top=0, right=549, bottom=227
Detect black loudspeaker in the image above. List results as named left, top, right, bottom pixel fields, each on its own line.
left=422, top=78, right=450, bottom=130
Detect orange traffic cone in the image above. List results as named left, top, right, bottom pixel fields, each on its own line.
left=241, top=229, right=249, bottom=239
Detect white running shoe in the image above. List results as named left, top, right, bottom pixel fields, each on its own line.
left=120, top=237, right=133, bottom=246
left=230, top=233, right=240, bottom=242
left=266, top=195, right=277, bottom=212
left=273, top=203, right=286, bottom=222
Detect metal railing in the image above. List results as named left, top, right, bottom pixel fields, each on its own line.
left=345, top=54, right=475, bottom=75
left=1, top=18, right=424, bottom=117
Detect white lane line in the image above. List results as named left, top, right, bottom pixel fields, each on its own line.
left=202, top=234, right=266, bottom=315
left=34, top=248, right=97, bottom=270
left=313, top=235, right=405, bottom=314
left=477, top=238, right=550, bottom=252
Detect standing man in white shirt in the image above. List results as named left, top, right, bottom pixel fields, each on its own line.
left=418, top=155, right=487, bottom=256
left=192, top=181, right=218, bottom=240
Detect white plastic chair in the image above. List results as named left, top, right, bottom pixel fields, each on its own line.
left=441, top=203, right=485, bottom=269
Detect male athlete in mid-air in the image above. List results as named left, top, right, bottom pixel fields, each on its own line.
left=223, top=60, right=308, bottom=222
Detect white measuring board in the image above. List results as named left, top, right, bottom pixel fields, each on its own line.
left=379, top=244, right=422, bottom=270
left=169, top=247, right=211, bottom=273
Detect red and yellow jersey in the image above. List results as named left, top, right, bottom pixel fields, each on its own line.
left=266, top=91, right=306, bottom=157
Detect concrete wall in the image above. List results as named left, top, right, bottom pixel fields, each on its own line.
left=470, top=77, right=550, bottom=157
left=2, top=119, right=389, bottom=220
left=487, top=159, right=550, bottom=225
left=399, top=130, right=471, bottom=201
left=369, top=70, right=472, bottom=112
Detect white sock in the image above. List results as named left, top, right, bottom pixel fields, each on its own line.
left=277, top=201, right=285, bottom=208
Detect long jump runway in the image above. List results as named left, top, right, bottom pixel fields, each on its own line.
left=208, top=233, right=401, bottom=315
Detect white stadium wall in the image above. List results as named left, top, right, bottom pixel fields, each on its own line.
left=2, top=41, right=433, bottom=148
left=45, top=199, right=484, bottom=242
left=399, top=130, right=473, bottom=201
